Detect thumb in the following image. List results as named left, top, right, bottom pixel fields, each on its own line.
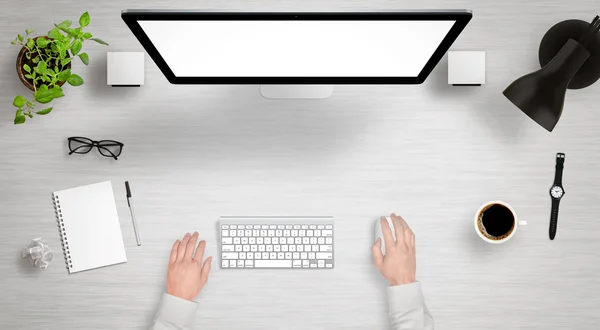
left=371, top=238, right=384, bottom=270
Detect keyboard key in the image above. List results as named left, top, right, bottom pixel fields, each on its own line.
left=235, top=245, right=242, bottom=252
left=317, top=225, right=325, bottom=229
left=310, top=237, right=317, bottom=244
left=301, top=225, right=308, bottom=229
left=250, top=245, right=257, bottom=252
left=286, top=225, right=293, bottom=229
left=222, top=245, right=235, bottom=252
left=237, top=260, right=244, bottom=268
left=258, top=245, right=265, bottom=252
left=293, top=252, right=300, bottom=259
left=287, top=238, right=294, bottom=244
left=233, top=237, right=241, bottom=244
left=266, top=245, right=273, bottom=252
left=315, top=230, right=321, bottom=237
left=295, top=237, right=302, bottom=244
left=278, top=252, right=285, bottom=259
left=249, top=237, right=256, bottom=244
left=325, top=225, right=333, bottom=229
left=257, top=237, right=264, bottom=244
left=316, top=253, right=333, bottom=259
left=301, top=253, right=308, bottom=259
left=289, top=245, right=296, bottom=252
left=247, top=252, right=254, bottom=259
left=309, top=225, right=316, bottom=229
left=326, top=263, right=333, bottom=268
left=272, top=237, right=279, bottom=244
left=268, top=230, right=275, bottom=237
left=243, top=245, right=250, bottom=252
left=293, top=225, right=301, bottom=229
left=312, top=245, right=319, bottom=251
left=310, top=263, right=317, bottom=268
left=319, top=245, right=332, bottom=252
left=274, top=245, right=280, bottom=252
left=292, top=230, right=298, bottom=237
left=318, top=260, right=325, bottom=268
left=253, top=225, right=260, bottom=229
left=278, top=225, right=285, bottom=229
left=276, top=230, right=282, bottom=236
left=230, top=225, right=237, bottom=229
left=222, top=230, right=229, bottom=237
left=262, top=252, right=269, bottom=259
left=245, top=260, right=254, bottom=267
left=255, top=252, right=262, bottom=259
left=318, top=237, right=325, bottom=244
left=284, top=230, right=290, bottom=237
left=322, top=230, right=333, bottom=237
left=303, top=260, right=310, bottom=267
left=326, top=237, right=332, bottom=244
left=255, top=260, right=292, bottom=268
left=222, top=252, right=239, bottom=259
left=240, top=252, right=246, bottom=259
left=270, top=252, right=277, bottom=259
left=230, top=260, right=237, bottom=268
left=282, top=245, right=288, bottom=252
left=242, top=237, right=248, bottom=244
left=260, top=230, right=267, bottom=236
left=309, top=253, right=316, bottom=260
left=293, top=260, right=302, bottom=267
left=262, top=225, right=268, bottom=229
left=265, top=237, right=272, bottom=244
left=253, top=230, right=260, bottom=236
left=296, top=245, right=303, bottom=252
left=222, top=225, right=229, bottom=229
left=307, top=230, right=314, bottom=236
left=285, top=252, right=292, bottom=259
left=269, top=225, right=277, bottom=229
left=230, top=230, right=237, bottom=237
left=238, top=225, right=245, bottom=229
left=238, top=230, right=244, bottom=236
left=305, top=245, right=311, bottom=252
left=299, top=230, right=306, bottom=237
left=245, top=230, right=252, bottom=237
left=222, top=260, right=229, bottom=268
left=303, top=237, right=310, bottom=244
left=222, top=237, right=233, bottom=244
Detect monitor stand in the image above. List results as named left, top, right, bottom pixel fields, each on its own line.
left=260, top=85, right=333, bottom=99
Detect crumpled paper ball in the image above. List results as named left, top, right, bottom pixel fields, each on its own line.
left=21, top=238, right=53, bottom=269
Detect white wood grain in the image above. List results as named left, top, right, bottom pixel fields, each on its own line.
left=1, top=1, right=600, bottom=329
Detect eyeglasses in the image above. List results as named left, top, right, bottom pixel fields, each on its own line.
left=68, top=137, right=124, bottom=160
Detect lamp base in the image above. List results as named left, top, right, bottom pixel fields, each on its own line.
left=539, top=19, right=600, bottom=90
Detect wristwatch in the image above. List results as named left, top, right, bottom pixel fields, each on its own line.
left=549, top=153, right=565, bottom=240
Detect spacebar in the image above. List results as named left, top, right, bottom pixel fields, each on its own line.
left=254, top=260, right=292, bottom=268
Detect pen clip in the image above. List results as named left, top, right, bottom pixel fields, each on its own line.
left=125, top=181, right=132, bottom=198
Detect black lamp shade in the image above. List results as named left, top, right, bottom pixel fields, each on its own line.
left=503, top=39, right=589, bottom=131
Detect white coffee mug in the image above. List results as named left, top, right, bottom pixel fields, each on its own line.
left=474, top=201, right=527, bottom=244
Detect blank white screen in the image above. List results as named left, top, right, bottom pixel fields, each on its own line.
left=139, top=20, right=455, bottom=77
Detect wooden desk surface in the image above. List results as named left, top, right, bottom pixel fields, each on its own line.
left=1, top=1, right=600, bottom=329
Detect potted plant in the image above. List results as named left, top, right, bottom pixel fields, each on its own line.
left=10, top=12, right=108, bottom=124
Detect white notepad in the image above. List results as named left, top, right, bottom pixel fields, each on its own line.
left=53, top=181, right=127, bottom=273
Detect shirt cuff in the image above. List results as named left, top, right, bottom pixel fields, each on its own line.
left=387, top=281, right=424, bottom=311
left=154, top=293, right=198, bottom=328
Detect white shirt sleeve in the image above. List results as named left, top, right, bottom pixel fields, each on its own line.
left=149, top=293, right=198, bottom=330
left=387, top=282, right=434, bottom=330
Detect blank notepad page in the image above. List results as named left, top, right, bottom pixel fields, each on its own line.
left=53, top=181, right=127, bottom=273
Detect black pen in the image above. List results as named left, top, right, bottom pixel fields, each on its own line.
left=125, top=181, right=141, bottom=246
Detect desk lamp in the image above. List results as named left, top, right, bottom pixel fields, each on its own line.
left=503, top=16, right=600, bottom=132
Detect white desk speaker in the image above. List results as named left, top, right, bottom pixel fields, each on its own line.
left=448, top=51, right=486, bottom=86
left=107, top=52, right=145, bottom=87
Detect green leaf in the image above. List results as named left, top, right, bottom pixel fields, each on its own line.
left=56, top=25, right=77, bottom=37
left=36, top=107, right=53, bottom=115
left=13, top=95, right=26, bottom=107
left=79, top=52, right=89, bottom=65
left=32, top=57, right=40, bottom=64
left=24, top=74, right=32, bottom=79
left=11, top=40, right=17, bottom=45
left=48, top=28, right=62, bottom=39
left=34, top=85, right=55, bottom=103
left=83, top=32, right=92, bottom=39
left=61, top=58, right=72, bottom=66
left=57, top=20, right=72, bottom=29
left=36, top=61, right=47, bottom=74
left=79, top=12, right=90, bottom=27
left=52, top=85, right=64, bottom=98
left=23, top=64, right=31, bottom=73
left=18, top=34, right=24, bottom=42
left=26, top=29, right=34, bottom=35
left=26, top=38, right=34, bottom=49
left=58, top=69, right=71, bottom=82
left=71, top=41, right=82, bottom=55
left=25, top=111, right=33, bottom=118
left=36, top=37, right=49, bottom=48
left=67, top=74, right=84, bottom=86
left=91, top=37, right=108, bottom=46
left=14, top=109, right=26, bottom=124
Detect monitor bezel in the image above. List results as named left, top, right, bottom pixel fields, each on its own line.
left=122, top=11, right=472, bottom=84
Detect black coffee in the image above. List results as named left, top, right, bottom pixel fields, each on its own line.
left=478, top=204, right=515, bottom=240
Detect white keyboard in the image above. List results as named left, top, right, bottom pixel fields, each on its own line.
left=220, top=216, right=334, bottom=269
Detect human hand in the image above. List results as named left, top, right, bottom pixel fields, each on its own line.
left=167, top=232, right=213, bottom=301
left=371, top=213, right=417, bottom=286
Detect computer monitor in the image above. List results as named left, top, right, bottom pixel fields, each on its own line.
left=122, top=10, right=472, bottom=99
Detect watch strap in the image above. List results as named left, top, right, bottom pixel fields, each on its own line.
left=554, top=153, right=565, bottom=186
left=549, top=198, right=560, bottom=240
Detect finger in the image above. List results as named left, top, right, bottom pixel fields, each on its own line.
left=371, top=238, right=384, bottom=270
left=201, top=257, right=212, bottom=282
left=194, top=240, right=206, bottom=263
left=394, top=214, right=415, bottom=248
left=390, top=214, right=406, bottom=247
left=185, top=232, right=199, bottom=259
left=381, top=217, right=395, bottom=251
left=177, top=232, right=191, bottom=261
left=169, top=239, right=180, bottom=264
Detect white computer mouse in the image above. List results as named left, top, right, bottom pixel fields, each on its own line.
left=374, top=217, right=396, bottom=255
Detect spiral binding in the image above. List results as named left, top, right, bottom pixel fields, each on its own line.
left=53, top=194, right=72, bottom=270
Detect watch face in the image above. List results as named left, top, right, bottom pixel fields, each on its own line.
left=550, top=186, right=564, bottom=199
